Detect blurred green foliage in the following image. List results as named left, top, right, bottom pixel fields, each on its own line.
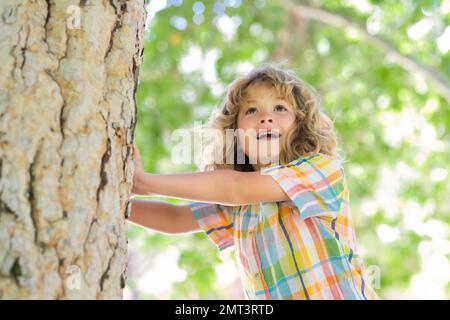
left=130, top=0, right=450, bottom=299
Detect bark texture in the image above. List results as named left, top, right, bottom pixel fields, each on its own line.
left=0, top=0, right=146, bottom=299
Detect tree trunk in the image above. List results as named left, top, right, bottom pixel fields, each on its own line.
left=0, top=0, right=146, bottom=299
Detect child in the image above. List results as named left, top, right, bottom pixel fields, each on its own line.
left=129, top=64, right=379, bottom=300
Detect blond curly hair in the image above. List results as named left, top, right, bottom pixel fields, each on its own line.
left=198, top=63, right=342, bottom=172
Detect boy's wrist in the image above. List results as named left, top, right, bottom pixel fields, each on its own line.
left=138, top=172, right=148, bottom=195
left=132, top=171, right=149, bottom=196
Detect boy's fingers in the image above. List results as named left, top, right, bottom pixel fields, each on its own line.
left=132, top=143, right=143, bottom=171
left=135, top=147, right=141, bottom=161
left=133, top=143, right=139, bottom=158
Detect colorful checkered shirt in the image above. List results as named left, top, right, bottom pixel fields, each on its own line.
left=189, top=153, right=379, bottom=300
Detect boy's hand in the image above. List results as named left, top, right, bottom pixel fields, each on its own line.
left=133, top=143, right=144, bottom=174
left=131, top=143, right=147, bottom=197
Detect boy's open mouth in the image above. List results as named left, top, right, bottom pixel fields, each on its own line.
left=257, top=130, right=280, bottom=140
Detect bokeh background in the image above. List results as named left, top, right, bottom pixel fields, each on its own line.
left=126, top=0, right=450, bottom=299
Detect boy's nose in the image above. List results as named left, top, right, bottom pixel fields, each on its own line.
left=259, top=115, right=273, bottom=123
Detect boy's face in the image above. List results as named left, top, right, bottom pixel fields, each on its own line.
left=236, top=82, right=297, bottom=169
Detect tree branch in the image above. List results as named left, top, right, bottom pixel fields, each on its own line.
left=279, top=0, right=450, bottom=102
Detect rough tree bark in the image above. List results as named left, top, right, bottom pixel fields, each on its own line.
left=0, top=0, right=146, bottom=299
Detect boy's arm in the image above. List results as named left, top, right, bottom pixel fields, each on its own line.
left=134, top=171, right=235, bottom=204
left=131, top=143, right=287, bottom=206
left=232, top=170, right=290, bottom=204
left=134, top=170, right=289, bottom=206
left=128, top=199, right=200, bottom=234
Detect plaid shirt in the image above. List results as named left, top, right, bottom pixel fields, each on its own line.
left=189, top=153, right=379, bottom=300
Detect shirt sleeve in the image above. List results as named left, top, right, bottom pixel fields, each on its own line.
left=261, top=153, right=345, bottom=220
left=188, top=202, right=235, bottom=251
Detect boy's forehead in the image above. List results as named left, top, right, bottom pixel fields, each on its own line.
left=244, top=83, right=285, bottom=101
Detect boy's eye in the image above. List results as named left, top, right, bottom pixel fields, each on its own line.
left=245, top=107, right=257, bottom=115
left=275, top=105, right=287, bottom=111
left=244, top=105, right=287, bottom=115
